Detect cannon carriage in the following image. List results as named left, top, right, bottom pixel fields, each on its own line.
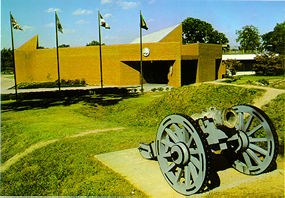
left=138, top=104, right=278, bottom=196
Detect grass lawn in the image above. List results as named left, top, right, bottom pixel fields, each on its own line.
left=1, top=83, right=283, bottom=196
left=224, top=75, right=285, bottom=89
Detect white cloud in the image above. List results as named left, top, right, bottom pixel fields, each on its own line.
left=117, top=1, right=139, bottom=10
left=45, top=22, right=54, bottom=28
left=73, top=8, right=93, bottom=16
left=46, top=8, right=61, bottom=13
left=75, top=20, right=89, bottom=25
left=63, top=29, right=76, bottom=34
left=104, top=13, right=112, bottom=19
left=101, top=0, right=112, bottom=4
left=22, top=25, right=33, bottom=30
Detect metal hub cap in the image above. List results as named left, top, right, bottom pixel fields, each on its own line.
left=170, top=142, right=190, bottom=165
left=236, top=131, right=249, bottom=152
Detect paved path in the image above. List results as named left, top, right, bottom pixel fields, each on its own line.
left=1, top=75, right=171, bottom=94
left=95, top=148, right=284, bottom=198
left=205, top=81, right=285, bottom=108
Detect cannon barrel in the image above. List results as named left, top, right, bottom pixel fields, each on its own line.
left=191, top=107, right=238, bottom=129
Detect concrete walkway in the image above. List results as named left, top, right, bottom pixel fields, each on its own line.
left=205, top=81, right=285, bottom=108
left=95, top=148, right=283, bottom=198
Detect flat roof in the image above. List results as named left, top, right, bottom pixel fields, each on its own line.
left=130, top=24, right=180, bottom=44
left=222, top=54, right=257, bottom=60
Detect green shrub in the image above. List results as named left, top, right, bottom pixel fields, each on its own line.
left=253, top=52, right=284, bottom=76
left=257, top=79, right=269, bottom=85
left=157, top=87, right=164, bottom=92
left=16, top=79, right=86, bottom=89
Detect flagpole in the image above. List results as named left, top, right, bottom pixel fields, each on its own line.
left=10, top=11, right=18, bottom=100
left=139, top=11, right=144, bottom=93
left=55, top=11, right=61, bottom=91
left=98, top=11, right=103, bottom=89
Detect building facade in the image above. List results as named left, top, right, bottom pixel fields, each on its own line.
left=15, top=24, right=225, bottom=87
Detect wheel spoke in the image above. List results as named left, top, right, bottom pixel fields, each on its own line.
left=246, top=149, right=262, bottom=165
left=165, top=128, right=179, bottom=143
left=249, top=143, right=268, bottom=156
left=190, top=155, right=201, bottom=169
left=242, top=152, right=252, bottom=168
left=185, top=164, right=191, bottom=187
left=161, top=139, right=174, bottom=149
left=166, top=163, right=177, bottom=172
left=176, top=167, right=183, bottom=182
left=173, top=124, right=188, bottom=142
left=247, top=124, right=263, bottom=136
left=249, top=137, right=268, bottom=143
left=189, top=148, right=199, bottom=154
left=162, top=151, right=172, bottom=158
left=238, top=112, right=244, bottom=131
left=244, top=114, right=254, bottom=132
left=186, top=136, right=193, bottom=147
left=189, top=162, right=198, bottom=180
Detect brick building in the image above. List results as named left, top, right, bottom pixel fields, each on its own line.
left=15, top=24, right=225, bottom=87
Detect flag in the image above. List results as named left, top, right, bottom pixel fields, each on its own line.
left=10, top=13, right=23, bottom=31
left=140, top=13, right=148, bottom=30
left=55, top=12, right=63, bottom=33
left=99, top=13, right=110, bottom=29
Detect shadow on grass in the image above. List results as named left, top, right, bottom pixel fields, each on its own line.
left=1, top=88, right=138, bottom=112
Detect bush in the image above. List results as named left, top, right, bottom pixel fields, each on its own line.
left=16, top=79, right=87, bottom=89
left=257, top=79, right=269, bottom=86
left=253, top=52, right=284, bottom=76
left=223, top=59, right=243, bottom=75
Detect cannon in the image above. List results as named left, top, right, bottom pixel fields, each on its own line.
left=138, top=104, right=278, bottom=196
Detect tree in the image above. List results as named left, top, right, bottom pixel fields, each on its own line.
left=182, top=17, right=229, bottom=44
left=1, top=48, right=13, bottom=74
left=58, top=44, right=70, bottom=48
left=262, top=22, right=285, bottom=55
left=209, top=30, right=229, bottom=44
left=86, top=40, right=105, bottom=46
left=236, top=25, right=261, bottom=52
left=223, top=59, right=243, bottom=75
left=253, top=52, right=284, bottom=76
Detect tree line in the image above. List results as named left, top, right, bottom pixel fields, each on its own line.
left=182, top=17, right=284, bottom=55
left=1, top=17, right=284, bottom=74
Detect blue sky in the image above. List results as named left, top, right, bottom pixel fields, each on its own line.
left=1, top=0, right=285, bottom=49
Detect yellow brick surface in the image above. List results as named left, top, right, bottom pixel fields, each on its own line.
left=15, top=24, right=224, bottom=87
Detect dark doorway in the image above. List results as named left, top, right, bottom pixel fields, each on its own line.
left=215, top=59, right=222, bottom=79
left=123, top=61, right=174, bottom=84
left=181, top=60, right=198, bottom=86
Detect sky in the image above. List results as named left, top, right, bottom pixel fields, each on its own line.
left=1, top=0, right=285, bottom=49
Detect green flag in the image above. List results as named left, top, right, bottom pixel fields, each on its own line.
left=140, top=13, right=148, bottom=30
left=55, top=12, right=63, bottom=33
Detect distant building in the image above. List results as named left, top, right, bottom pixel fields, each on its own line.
left=15, top=24, right=225, bottom=87
left=222, top=54, right=257, bottom=71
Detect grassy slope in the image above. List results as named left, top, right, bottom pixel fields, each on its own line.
left=262, top=93, right=285, bottom=155
left=3, top=83, right=284, bottom=196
